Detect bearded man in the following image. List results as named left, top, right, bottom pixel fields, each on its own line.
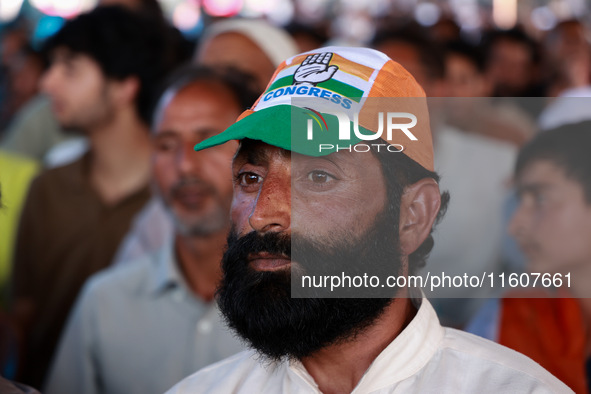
left=167, top=47, right=570, bottom=393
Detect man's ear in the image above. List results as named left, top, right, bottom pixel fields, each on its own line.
left=398, top=178, right=441, bottom=256
left=110, top=76, right=140, bottom=106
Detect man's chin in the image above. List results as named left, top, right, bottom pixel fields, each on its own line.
left=59, top=123, right=86, bottom=135
left=168, top=209, right=227, bottom=237
left=219, top=260, right=392, bottom=361
left=218, top=218, right=400, bottom=361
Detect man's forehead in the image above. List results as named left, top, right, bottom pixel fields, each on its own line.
left=50, top=47, right=83, bottom=62
left=233, top=140, right=290, bottom=165
left=516, top=159, right=572, bottom=195
left=154, top=80, right=238, bottom=133
left=518, top=159, right=565, bottom=182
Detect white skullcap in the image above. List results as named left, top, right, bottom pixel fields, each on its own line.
left=197, top=18, right=298, bottom=67
left=539, top=86, right=591, bottom=130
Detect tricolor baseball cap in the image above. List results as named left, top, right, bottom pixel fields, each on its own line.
left=194, top=46, right=434, bottom=171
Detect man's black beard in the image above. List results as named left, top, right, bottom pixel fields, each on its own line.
left=217, top=207, right=403, bottom=362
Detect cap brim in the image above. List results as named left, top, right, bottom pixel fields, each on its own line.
left=194, top=104, right=373, bottom=156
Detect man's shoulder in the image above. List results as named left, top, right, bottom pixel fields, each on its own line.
left=165, top=328, right=573, bottom=393
left=81, top=251, right=159, bottom=304
left=439, top=327, right=572, bottom=392
left=166, top=350, right=272, bottom=394
left=28, top=156, right=84, bottom=194
left=441, top=326, right=536, bottom=367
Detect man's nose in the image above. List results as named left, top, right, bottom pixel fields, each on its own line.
left=176, top=143, right=199, bottom=174
left=248, top=170, right=291, bottom=233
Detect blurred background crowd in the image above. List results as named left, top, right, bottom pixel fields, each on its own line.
left=1, top=0, right=591, bottom=393
left=1, top=0, right=591, bottom=118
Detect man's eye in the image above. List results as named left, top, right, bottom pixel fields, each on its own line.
left=155, top=140, right=177, bottom=152
left=307, top=171, right=333, bottom=183
left=238, top=172, right=262, bottom=186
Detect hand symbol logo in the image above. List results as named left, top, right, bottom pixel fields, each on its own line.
left=293, top=52, right=339, bottom=86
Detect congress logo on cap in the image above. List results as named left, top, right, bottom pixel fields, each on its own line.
left=194, top=47, right=435, bottom=172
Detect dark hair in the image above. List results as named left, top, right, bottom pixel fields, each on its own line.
left=43, top=6, right=180, bottom=125
left=445, top=39, right=485, bottom=72
left=545, top=19, right=587, bottom=47
left=373, top=143, right=449, bottom=274
left=483, top=27, right=541, bottom=67
left=151, top=65, right=261, bottom=130
left=285, top=22, right=328, bottom=47
left=128, top=0, right=165, bottom=20
left=515, top=121, right=591, bottom=204
left=371, top=23, right=445, bottom=81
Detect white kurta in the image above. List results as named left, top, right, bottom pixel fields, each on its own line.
left=166, top=297, right=571, bottom=393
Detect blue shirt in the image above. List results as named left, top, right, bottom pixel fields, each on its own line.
left=45, top=240, right=245, bottom=394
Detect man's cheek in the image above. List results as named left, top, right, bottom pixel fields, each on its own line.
left=230, top=196, right=254, bottom=235
left=150, top=170, right=166, bottom=195
left=153, top=166, right=175, bottom=193
left=290, top=199, right=310, bottom=234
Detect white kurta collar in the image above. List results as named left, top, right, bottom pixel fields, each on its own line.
left=285, top=297, right=444, bottom=393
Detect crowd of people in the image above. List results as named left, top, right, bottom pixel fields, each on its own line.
left=0, top=1, right=590, bottom=393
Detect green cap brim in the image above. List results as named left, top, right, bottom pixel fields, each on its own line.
left=194, top=105, right=373, bottom=156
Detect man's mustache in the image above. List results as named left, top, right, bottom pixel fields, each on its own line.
left=225, top=230, right=291, bottom=265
